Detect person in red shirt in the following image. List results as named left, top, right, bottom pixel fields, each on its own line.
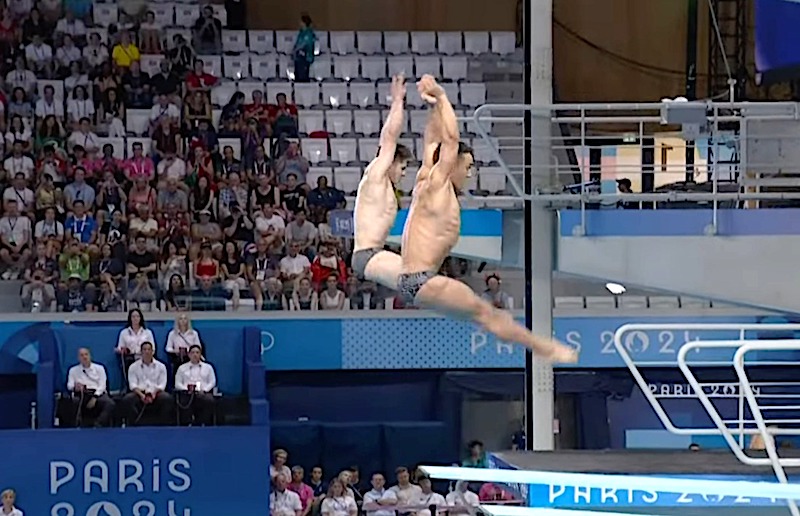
left=244, top=90, right=271, bottom=127
left=310, top=242, right=347, bottom=290
left=268, top=93, right=299, bottom=139
left=185, top=59, right=217, bottom=96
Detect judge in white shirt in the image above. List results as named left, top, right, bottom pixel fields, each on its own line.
left=321, top=478, right=357, bottom=516
left=363, top=473, right=398, bottom=516
left=116, top=308, right=156, bottom=376
left=1, top=489, right=23, bottom=516
left=444, top=481, right=479, bottom=508
left=174, top=344, right=216, bottom=426
left=66, top=347, right=115, bottom=427
left=166, top=312, right=202, bottom=371
left=271, top=473, right=303, bottom=516
left=121, top=341, right=173, bottom=425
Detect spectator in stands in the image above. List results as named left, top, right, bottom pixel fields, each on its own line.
left=21, top=243, right=57, bottom=311
left=120, top=60, right=150, bottom=109
left=190, top=276, right=227, bottom=311
left=64, top=196, right=97, bottom=244
left=64, top=61, right=90, bottom=96
left=285, top=210, right=316, bottom=256
left=6, top=118, right=31, bottom=157
left=220, top=92, right=245, bottom=130
left=94, top=62, right=121, bottom=102
left=111, top=30, right=140, bottom=71
left=192, top=6, right=222, bottom=55
left=125, top=142, right=155, bottom=182
left=262, top=278, right=287, bottom=311
left=347, top=278, right=382, bottom=310
left=57, top=273, right=94, bottom=311
left=7, top=91, right=32, bottom=133
left=478, top=483, right=513, bottom=502
left=310, top=243, right=346, bottom=290
left=98, top=88, right=126, bottom=137
left=66, top=86, right=94, bottom=130
left=64, top=0, right=92, bottom=20
left=149, top=95, right=180, bottom=135
left=270, top=93, right=299, bottom=139
left=93, top=241, right=123, bottom=285
left=22, top=6, right=48, bottom=44
left=282, top=174, right=307, bottom=217
left=186, top=59, right=218, bottom=96
left=276, top=143, right=309, bottom=187
left=55, top=35, right=82, bottom=78
left=0, top=199, right=31, bottom=279
left=83, top=32, right=109, bottom=74
left=6, top=58, right=37, bottom=99
left=254, top=203, right=286, bottom=239
left=190, top=178, right=216, bottom=220
left=175, top=344, right=216, bottom=425
left=307, top=176, right=345, bottom=224
left=218, top=145, right=242, bottom=181
left=150, top=60, right=181, bottom=103
left=25, top=34, right=54, bottom=79
left=190, top=209, right=221, bottom=258
left=152, top=118, right=182, bottom=163
left=122, top=341, right=173, bottom=426
left=322, top=478, right=357, bottom=516
left=66, top=347, right=115, bottom=427
left=364, top=472, right=396, bottom=516
left=0, top=488, right=22, bottom=516
left=127, top=178, right=156, bottom=215
left=240, top=117, right=267, bottom=169
left=309, top=466, right=327, bottom=498
left=129, top=203, right=159, bottom=251
left=250, top=175, right=279, bottom=215
left=271, top=472, right=303, bottom=516
left=270, top=449, right=291, bottom=480
left=183, top=92, right=211, bottom=134
left=167, top=34, right=194, bottom=77
left=415, top=476, right=445, bottom=515
left=67, top=118, right=100, bottom=155
left=189, top=118, right=219, bottom=155
left=35, top=85, right=64, bottom=126
left=218, top=172, right=247, bottom=219
left=481, top=274, right=511, bottom=309
left=33, top=119, right=64, bottom=155
left=54, top=10, right=86, bottom=42
left=462, top=440, right=489, bottom=467
left=288, top=466, right=315, bottom=516
left=222, top=201, right=253, bottom=248
left=164, top=274, right=188, bottom=310
left=127, top=235, right=158, bottom=301
left=292, top=14, right=316, bottom=83
left=245, top=90, right=270, bottom=127
left=281, top=241, right=310, bottom=287
left=4, top=172, right=34, bottom=215
left=194, top=240, right=219, bottom=281
left=220, top=241, right=244, bottom=309
left=186, top=144, right=215, bottom=190
left=96, top=172, right=126, bottom=220
left=139, top=10, right=162, bottom=54
left=94, top=269, right=123, bottom=311
left=319, top=274, right=345, bottom=309
left=34, top=176, right=62, bottom=225
left=389, top=468, right=422, bottom=508
left=446, top=481, right=479, bottom=508
left=0, top=9, right=19, bottom=55
left=290, top=277, right=317, bottom=310
left=58, top=239, right=89, bottom=283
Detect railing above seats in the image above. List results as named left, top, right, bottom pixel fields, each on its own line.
left=472, top=101, right=800, bottom=213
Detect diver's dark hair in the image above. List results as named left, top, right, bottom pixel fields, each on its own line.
left=394, top=143, right=413, bottom=162
left=433, top=141, right=473, bottom=164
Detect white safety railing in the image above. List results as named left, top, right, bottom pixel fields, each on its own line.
left=472, top=101, right=800, bottom=232
left=614, top=323, right=800, bottom=516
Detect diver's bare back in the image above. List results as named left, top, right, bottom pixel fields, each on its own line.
left=400, top=165, right=461, bottom=274
left=353, top=161, right=398, bottom=252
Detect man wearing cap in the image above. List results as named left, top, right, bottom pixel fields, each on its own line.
left=57, top=273, right=95, bottom=312
left=174, top=344, right=217, bottom=425
left=616, top=178, right=637, bottom=209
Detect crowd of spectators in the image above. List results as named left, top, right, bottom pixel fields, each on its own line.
left=269, top=444, right=519, bottom=516
left=0, top=0, right=510, bottom=315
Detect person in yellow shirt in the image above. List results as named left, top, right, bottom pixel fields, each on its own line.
left=111, top=31, right=141, bottom=70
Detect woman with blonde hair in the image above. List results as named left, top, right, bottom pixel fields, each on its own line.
left=321, top=479, right=356, bottom=516
left=165, top=312, right=202, bottom=372
left=1, top=488, right=23, bottom=516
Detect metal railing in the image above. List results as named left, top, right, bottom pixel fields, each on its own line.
left=471, top=101, right=800, bottom=226
left=613, top=323, right=800, bottom=516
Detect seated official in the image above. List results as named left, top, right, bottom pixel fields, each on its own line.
left=174, top=344, right=217, bottom=426
left=66, top=347, right=115, bottom=427
left=165, top=313, right=202, bottom=373
left=121, top=342, right=173, bottom=426
left=1, top=488, right=23, bottom=516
